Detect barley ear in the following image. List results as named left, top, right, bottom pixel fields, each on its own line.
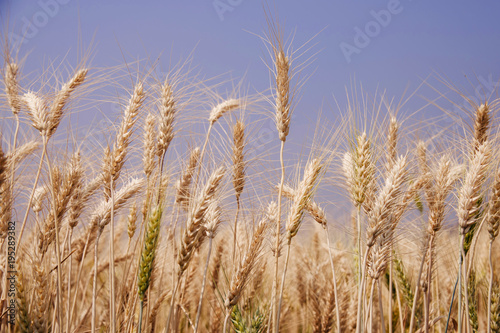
left=157, top=82, right=176, bottom=158
left=128, top=202, right=138, bottom=240
left=232, top=120, right=246, bottom=200
left=110, top=82, right=145, bottom=184
left=274, top=50, right=291, bottom=142
left=286, top=158, right=323, bottom=240
left=491, top=282, right=500, bottom=333
left=386, top=116, right=398, bottom=171
left=49, top=68, right=88, bottom=137
left=178, top=166, right=225, bottom=275
left=472, top=102, right=490, bottom=154
left=350, top=133, right=377, bottom=212
left=16, top=268, right=30, bottom=333
left=143, top=112, right=157, bottom=177
left=321, top=284, right=337, bottom=333
left=176, top=147, right=201, bottom=209
left=458, top=141, right=491, bottom=235
left=209, top=99, right=239, bottom=124
left=4, top=62, right=21, bottom=115
left=225, top=218, right=268, bottom=307
left=23, top=92, right=51, bottom=136
left=366, top=156, right=408, bottom=247
left=487, top=167, right=500, bottom=241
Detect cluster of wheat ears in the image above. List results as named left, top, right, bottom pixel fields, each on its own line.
left=1, top=21, right=500, bottom=333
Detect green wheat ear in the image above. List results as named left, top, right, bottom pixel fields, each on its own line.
left=230, top=305, right=266, bottom=333
left=138, top=205, right=162, bottom=300
left=394, top=252, right=414, bottom=310
left=231, top=305, right=246, bottom=333
left=468, top=269, right=479, bottom=332
left=464, top=197, right=484, bottom=255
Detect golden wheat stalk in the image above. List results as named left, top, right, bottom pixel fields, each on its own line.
left=165, top=166, right=225, bottom=332
left=408, top=156, right=462, bottom=333
left=176, top=147, right=201, bottom=210
left=196, top=99, right=240, bottom=187
left=385, top=116, right=398, bottom=333
left=357, top=155, right=408, bottom=333
left=90, top=178, right=143, bottom=333
left=224, top=217, right=268, bottom=331
left=278, top=158, right=323, bottom=328
left=105, top=82, right=145, bottom=333
left=194, top=200, right=222, bottom=333
left=457, top=140, right=491, bottom=333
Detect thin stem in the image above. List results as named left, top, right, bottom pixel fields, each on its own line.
left=9, top=114, right=20, bottom=193
left=424, top=286, right=430, bottom=333
left=425, top=238, right=435, bottom=333
left=194, top=236, right=213, bottom=333
left=378, top=279, right=385, bottom=333
left=43, top=135, right=63, bottom=332
left=356, top=247, right=370, bottom=333
left=393, top=273, right=405, bottom=332
left=367, top=279, right=376, bottom=333
left=445, top=273, right=459, bottom=333
left=92, top=228, right=103, bottom=333
left=69, top=231, right=91, bottom=328
left=3, top=114, right=19, bottom=317
left=223, top=311, right=231, bottom=333
left=458, top=235, right=464, bottom=333
left=165, top=275, right=181, bottom=333
left=272, top=140, right=285, bottom=333
left=109, top=178, right=116, bottom=333
left=195, top=124, right=213, bottom=187
left=389, top=252, right=393, bottom=333
left=488, top=240, right=494, bottom=333
left=357, top=206, right=362, bottom=283
left=409, top=236, right=432, bottom=333
left=138, top=300, right=144, bottom=333
left=18, top=139, right=47, bottom=245
left=462, top=240, right=471, bottom=333
left=66, top=228, right=74, bottom=333
left=277, top=239, right=292, bottom=331
left=232, top=197, right=241, bottom=269
left=126, top=289, right=139, bottom=333
left=325, top=225, right=341, bottom=333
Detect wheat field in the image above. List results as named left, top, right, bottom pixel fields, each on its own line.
left=1, top=19, right=500, bottom=333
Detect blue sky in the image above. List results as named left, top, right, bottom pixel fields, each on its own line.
left=2, top=0, right=500, bottom=143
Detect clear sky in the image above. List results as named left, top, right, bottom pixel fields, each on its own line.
left=2, top=0, right=500, bottom=143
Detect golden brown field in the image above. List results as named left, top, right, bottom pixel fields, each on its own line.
left=1, top=21, right=500, bottom=333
